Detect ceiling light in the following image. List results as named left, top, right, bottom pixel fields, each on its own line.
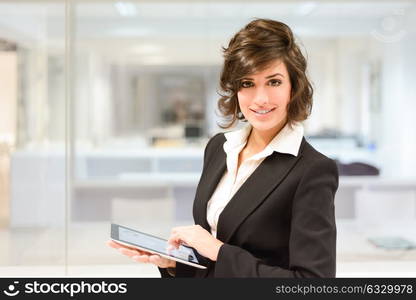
left=296, top=2, right=317, bottom=16
left=114, top=2, right=137, bottom=17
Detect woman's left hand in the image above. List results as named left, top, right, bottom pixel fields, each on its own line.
left=167, top=225, right=224, bottom=261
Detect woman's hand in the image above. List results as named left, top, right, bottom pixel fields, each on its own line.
left=167, top=225, right=224, bottom=261
left=106, top=240, right=176, bottom=269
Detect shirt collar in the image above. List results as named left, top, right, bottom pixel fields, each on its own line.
left=223, top=121, right=304, bottom=159
left=223, top=123, right=252, bottom=150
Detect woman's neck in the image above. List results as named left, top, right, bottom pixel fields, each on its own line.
left=246, top=120, right=287, bottom=152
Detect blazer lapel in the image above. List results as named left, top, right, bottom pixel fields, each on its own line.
left=193, top=135, right=306, bottom=244
left=193, top=144, right=227, bottom=231
left=216, top=150, right=303, bottom=244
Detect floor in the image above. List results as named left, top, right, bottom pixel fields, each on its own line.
left=1, top=219, right=416, bottom=278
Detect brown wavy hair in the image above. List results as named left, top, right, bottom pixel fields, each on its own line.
left=216, top=18, right=313, bottom=129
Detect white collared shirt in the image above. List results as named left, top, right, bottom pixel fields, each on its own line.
left=206, top=121, right=304, bottom=238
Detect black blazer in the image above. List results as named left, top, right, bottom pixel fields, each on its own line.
left=160, top=131, right=338, bottom=278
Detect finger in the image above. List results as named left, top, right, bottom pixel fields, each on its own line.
left=134, top=254, right=152, bottom=263
left=108, top=240, right=141, bottom=252
left=167, top=236, right=181, bottom=249
left=168, top=234, right=191, bottom=248
left=107, top=240, right=122, bottom=249
left=119, top=248, right=141, bottom=257
left=148, top=254, right=164, bottom=266
left=108, top=241, right=141, bottom=252
left=149, top=255, right=172, bottom=268
left=179, top=240, right=190, bottom=247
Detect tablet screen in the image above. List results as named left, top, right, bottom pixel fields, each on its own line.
left=114, top=224, right=201, bottom=265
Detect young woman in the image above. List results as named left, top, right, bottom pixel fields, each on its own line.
left=108, top=18, right=338, bottom=278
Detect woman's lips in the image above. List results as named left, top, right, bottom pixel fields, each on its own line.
left=250, top=107, right=276, bottom=115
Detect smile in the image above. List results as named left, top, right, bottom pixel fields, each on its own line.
left=250, top=108, right=276, bottom=115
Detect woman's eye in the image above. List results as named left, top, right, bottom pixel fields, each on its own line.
left=269, top=79, right=282, bottom=86
left=241, top=81, right=253, bottom=88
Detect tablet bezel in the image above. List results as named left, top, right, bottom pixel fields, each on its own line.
left=111, top=223, right=207, bottom=270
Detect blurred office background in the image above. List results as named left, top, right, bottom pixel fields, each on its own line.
left=0, top=0, right=415, bottom=277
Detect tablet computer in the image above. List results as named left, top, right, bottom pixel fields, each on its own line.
left=110, top=223, right=207, bottom=269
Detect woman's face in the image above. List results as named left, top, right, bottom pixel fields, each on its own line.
left=237, top=59, right=291, bottom=136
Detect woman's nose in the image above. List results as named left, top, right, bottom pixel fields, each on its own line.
left=252, top=86, right=270, bottom=106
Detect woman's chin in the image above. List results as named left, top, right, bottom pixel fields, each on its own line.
left=249, top=120, right=277, bottom=130
left=248, top=118, right=286, bottom=134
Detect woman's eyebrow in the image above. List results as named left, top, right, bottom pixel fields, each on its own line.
left=242, top=73, right=284, bottom=80
left=266, top=72, right=284, bottom=79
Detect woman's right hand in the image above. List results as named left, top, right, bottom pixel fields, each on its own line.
left=107, top=240, right=176, bottom=269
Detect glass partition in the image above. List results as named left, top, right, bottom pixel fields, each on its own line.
left=0, top=0, right=66, bottom=276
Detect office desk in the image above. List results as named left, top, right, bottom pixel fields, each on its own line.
left=10, top=149, right=416, bottom=226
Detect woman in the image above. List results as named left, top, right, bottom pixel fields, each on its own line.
left=108, top=18, right=338, bottom=278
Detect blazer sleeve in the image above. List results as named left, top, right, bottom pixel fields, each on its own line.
left=214, top=157, right=339, bottom=278
left=158, top=133, right=223, bottom=278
